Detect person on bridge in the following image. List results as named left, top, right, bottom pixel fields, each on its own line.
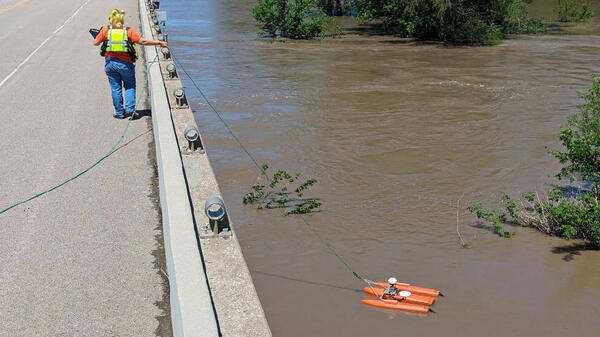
left=93, top=9, right=167, bottom=119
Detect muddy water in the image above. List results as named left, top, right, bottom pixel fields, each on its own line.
left=161, top=0, right=600, bottom=335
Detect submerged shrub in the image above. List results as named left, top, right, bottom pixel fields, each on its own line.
left=470, top=78, right=600, bottom=248
left=253, top=0, right=332, bottom=39
left=552, top=77, right=600, bottom=181
left=555, top=0, right=594, bottom=22
left=503, top=0, right=546, bottom=34
left=470, top=190, right=600, bottom=247
left=243, top=163, right=321, bottom=215
left=316, top=0, right=351, bottom=16
left=354, top=0, right=544, bottom=45
left=446, top=16, right=503, bottom=46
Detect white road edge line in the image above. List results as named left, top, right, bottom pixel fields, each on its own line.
left=0, top=0, right=92, bottom=89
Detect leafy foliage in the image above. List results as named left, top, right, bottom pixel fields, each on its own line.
left=469, top=78, right=600, bottom=248
left=468, top=202, right=514, bottom=238
left=470, top=190, right=600, bottom=247
left=448, top=16, right=503, bottom=46
left=253, top=0, right=333, bottom=39
left=243, top=163, right=321, bottom=214
left=317, top=0, right=351, bottom=16
left=354, top=0, right=543, bottom=45
left=555, top=0, right=594, bottom=22
left=551, top=77, right=600, bottom=181
left=503, top=0, right=548, bottom=34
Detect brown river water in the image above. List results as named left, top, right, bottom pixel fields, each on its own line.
left=160, top=0, right=600, bottom=336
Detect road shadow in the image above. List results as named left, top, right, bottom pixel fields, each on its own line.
left=134, top=109, right=152, bottom=119
left=552, top=242, right=597, bottom=261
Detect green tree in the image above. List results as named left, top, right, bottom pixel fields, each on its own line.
left=317, top=0, right=347, bottom=16
left=253, top=0, right=288, bottom=36
left=552, top=77, right=600, bottom=181
left=253, top=0, right=332, bottom=39
left=354, top=0, right=543, bottom=45
left=555, top=0, right=594, bottom=22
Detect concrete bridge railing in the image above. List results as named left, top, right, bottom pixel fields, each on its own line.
left=138, top=1, right=272, bottom=336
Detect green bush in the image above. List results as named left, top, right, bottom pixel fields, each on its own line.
left=253, top=0, right=332, bottom=39
left=471, top=189, right=600, bottom=247
left=354, top=0, right=544, bottom=45
left=555, top=0, right=594, bottom=22
left=317, top=0, right=350, bottom=16
left=470, top=78, right=600, bottom=248
left=467, top=202, right=514, bottom=238
left=503, top=0, right=546, bottom=34
left=446, top=16, right=503, bottom=46
left=552, top=77, right=600, bottom=181
left=253, top=0, right=287, bottom=36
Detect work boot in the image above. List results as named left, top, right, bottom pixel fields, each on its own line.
left=124, top=111, right=139, bottom=119
left=113, top=113, right=126, bottom=119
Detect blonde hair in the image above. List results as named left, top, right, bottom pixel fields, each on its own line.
left=108, top=9, right=125, bottom=26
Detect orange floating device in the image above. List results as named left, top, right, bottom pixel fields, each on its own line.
left=361, top=299, right=430, bottom=314
left=375, top=282, right=440, bottom=298
left=363, top=286, right=436, bottom=306
left=361, top=277, right=441, bottom=313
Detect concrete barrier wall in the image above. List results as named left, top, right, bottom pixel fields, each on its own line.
left=138, top=1, right=272, bottom=336
left=138, top=1, right=219, bottom=336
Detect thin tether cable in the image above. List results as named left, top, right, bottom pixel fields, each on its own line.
left=171, top=53, right=372, bottom=284
left=0, top=55, right=159, bottom=215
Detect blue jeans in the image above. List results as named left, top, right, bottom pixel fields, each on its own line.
left=104, top=58, right=136, bottom=117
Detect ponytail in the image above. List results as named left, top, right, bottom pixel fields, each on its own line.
left=108, top=9, right=125, bottom=25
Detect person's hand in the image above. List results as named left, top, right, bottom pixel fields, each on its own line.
left=159, top=41, right=168, bottom=48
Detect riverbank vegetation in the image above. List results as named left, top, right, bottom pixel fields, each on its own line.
left=355, top=0, right=544, bottom=45
left=470, top=78, right=600, bottom=248
left=555, top=0, right=594, bottom=22
left=252, top=0, right=332, bottom=39
left=317, top=0, right=352, bottom=16
left=253, top=0, right=596, bottom=43
left=253, top=0, right=547, bottom=44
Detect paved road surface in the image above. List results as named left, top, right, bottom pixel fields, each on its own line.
left=0, top=0, right=167, bottom=335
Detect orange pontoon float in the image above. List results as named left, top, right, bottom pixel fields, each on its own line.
left=375, top=281, right=441, bottom=298
left=361, top=299, right=431, bottom=314
left=362, top=277, right=441, bottom=313
left=363, top=286, right=436, bottom=306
